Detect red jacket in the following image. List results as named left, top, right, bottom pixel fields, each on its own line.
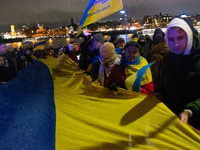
left=105, top=64, right=154, bottom=95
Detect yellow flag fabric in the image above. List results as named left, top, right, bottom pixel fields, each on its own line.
left=39, top=56, right=200, bottom=149
left=81, top=0, right=123, bottom=27
left=124, top=56, right=152, bottom=87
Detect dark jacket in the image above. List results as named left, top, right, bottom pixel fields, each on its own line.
left=0, top=66, right=12, bottom=84
left=139, top=41, right=151, bottom=62
left=161, top=34, right=200, bottom=129
left=0, top=52, right=17, bottom=78
left=150, top=42, right=169, bottom=92
left=17, top=59, right=26, bottom=72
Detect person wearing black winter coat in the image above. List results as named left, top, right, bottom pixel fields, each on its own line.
left=0, top=56, right=12, bottom=84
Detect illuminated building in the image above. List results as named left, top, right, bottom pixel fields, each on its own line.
left=10, top=25, right=16, bottom=37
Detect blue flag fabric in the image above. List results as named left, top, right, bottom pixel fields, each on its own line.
left=79, top=0, right=123, bottom=27
left=132, top=62, right=154, bottom=92
left=79, top=0, right=96, bottom=27
left=23, top=41, right=29, bottom=45
left=0, top=60, right=55, bottom=149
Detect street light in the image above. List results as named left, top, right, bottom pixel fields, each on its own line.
left=120, top=10, right=128, bottom=42
left=120, top=10, right=125, bottom=14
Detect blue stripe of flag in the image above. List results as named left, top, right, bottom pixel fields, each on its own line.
left=34, top=41, right=46, bottom=48
left=0, top=60, right=55, bottom=149
left=23, top=41, right=29, bottom=45
left=79, top=0, right=96, bottom=26
left=132, top=62, right=154, bottom=92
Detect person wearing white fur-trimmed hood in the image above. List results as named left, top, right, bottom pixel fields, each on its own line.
left=155, top=17, right=200, bottom=130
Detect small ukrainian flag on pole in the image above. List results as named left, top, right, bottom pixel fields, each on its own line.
left=23, top=41, right=29, bottom=47
left=33, top=41, right=46, bottom=51
left=76, top=0, right=123, bottom=36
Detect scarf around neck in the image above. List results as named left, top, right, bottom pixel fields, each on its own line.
left=120, top=54, right=141, bottom=68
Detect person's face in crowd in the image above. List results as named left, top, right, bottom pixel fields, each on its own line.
left=168, top=27, right=187, bottom=55
left=74, top=44, right=79, bottom=51
left=26, top=50, right=31, bottom=55
left=117, top=41, right=125, bottom=48
left=100, top=54, right=106, bottom=62
left=0, top=57, right=4, bottom=66
left=0, top=44, right=7, bottom=55
left=89, top=45, right=95, bottom=53
left=93, top=40, right=102, bottom=50
left=21, top=55, right=25, bottom=60
left=125, top=45, right=140, bottom=62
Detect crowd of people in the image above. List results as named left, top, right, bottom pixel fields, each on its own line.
left=1, top=17, right=200, bottom=130
left=0, top=42, right=34, bottom=84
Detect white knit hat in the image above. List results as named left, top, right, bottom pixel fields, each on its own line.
left=99, top=42, right=115, bottom=59
left=68, top=44, right=76, bottom=51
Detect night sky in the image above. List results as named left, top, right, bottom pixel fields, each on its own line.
left=0, top=0, right=200, bottom=32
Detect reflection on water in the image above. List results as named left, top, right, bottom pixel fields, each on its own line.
left=6, top=34, right=135, bottom=51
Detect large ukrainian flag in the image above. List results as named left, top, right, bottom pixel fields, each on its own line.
left=0, top=55, right=200, bottom=149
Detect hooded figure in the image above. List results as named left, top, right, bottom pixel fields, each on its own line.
left=165, top=18, right=193, bottom=55
left=152, top=29, right=165, bottom=46
left=158, top=17, right=200, bottom=130
left=138, top=35, right=151, bottom=62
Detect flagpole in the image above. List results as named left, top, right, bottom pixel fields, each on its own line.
left=125, top=11, right=128, bottom=42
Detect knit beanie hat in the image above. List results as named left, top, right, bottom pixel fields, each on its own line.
left=165, top=17, right=193, bottom=55
left=110, top=34, right=117, bottom=42
left=124, top=41, right=141, bottom=51
left=99, top=42, right=115, bottom=59
left=139, top=35, right=145, bottom=41
left=68, top=44, right=76, bottom=51
left=92, top=33, right=105, bottom=44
